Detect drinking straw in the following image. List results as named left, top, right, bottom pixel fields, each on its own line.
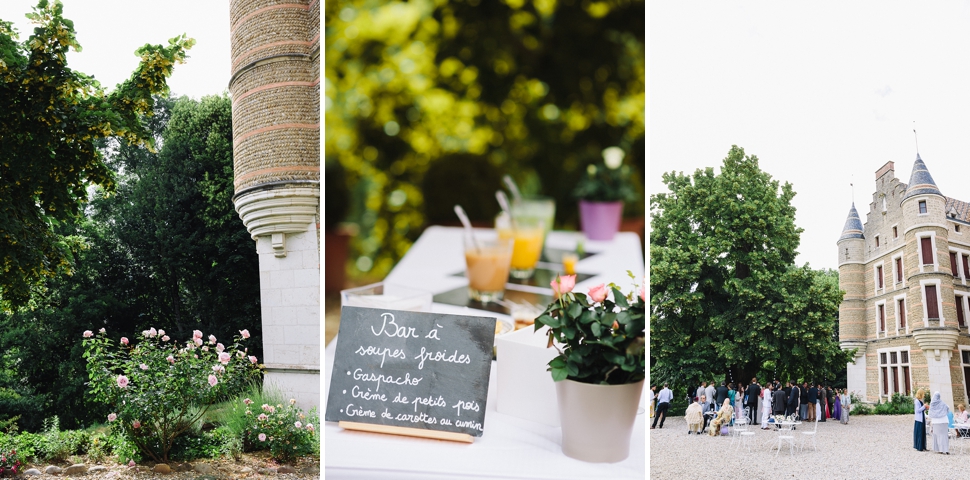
left=454, top=205, right=481, bottom=253
left=502, top=175, right=522, bottom=202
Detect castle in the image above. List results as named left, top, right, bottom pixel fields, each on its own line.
left=839, top=156, right=970, bottom=407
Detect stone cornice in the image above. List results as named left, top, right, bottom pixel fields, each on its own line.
left=234, top=184, right=320, bottom=257
left=912, top=327, right=960, bottom=361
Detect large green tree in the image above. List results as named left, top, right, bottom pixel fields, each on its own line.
left=650, top=146, right=851, bottom=388
left=0, top=0, right=193, bottom=308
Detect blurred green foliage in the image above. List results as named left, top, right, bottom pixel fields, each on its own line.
left=325, top=0, right=645, bottom=280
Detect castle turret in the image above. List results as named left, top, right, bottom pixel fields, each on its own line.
left=838, top=202, right=868, bottom=398
left=901, top=155, right=959, bottom=407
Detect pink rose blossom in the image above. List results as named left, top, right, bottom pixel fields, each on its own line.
left=202, top=346, right=209, bottom=352
left=128, top=460, right=135, bottom=467
left=208, top=334, right=217, bottom=344
left=193, top=329, right=203, bottom=339
left=117, top=375, right=129, bottom=388
left=216, top=343, right=225, bottom=353
left=212, top=364, right=225, bottom=373
left=240, top=329, right=250, bottom=339
left=640, top=284, right=645, bottom=302
left=194, top=354, right=198, bottom=359
left=99, top=328, right=106, bottom=334
left=157, top=329, right=164, bottom=336
left=551, top=274, right=577, bottom=296
left=294, top=421, right=302, bottom=428
left=149, top=327, right=157, bottom=337
left=218, top=352, right=231, bottom=365
left=193, top=337, right=203, bottom=346
left=258, top=413, right=268, bottom=421
left=132, top=420, right=141, bottom=429
left=167, top=355, right=175, bottom=364
left=108, top=413, right=117, bottom=422
left=306, top=424, right=314, bottom=432
left=244, top=398, right=253, bottom=405
left=162, top=335, right=170, bottom=342
left=258, top=433, right=267, bottom=442
left=262, top=404, right=271, bottom=412
left=208, top=375, right=218, bottom=387
left=237, top=350, right=245, bottom=358
left=83, top=330, right=93, bottom=338
left=588, top=283, right=608, bottom=303
left=249, top=355, right=258, bottom=364
left=139, top=364, right=148, bottom=370
left=120, top=337, right=129, bottom=345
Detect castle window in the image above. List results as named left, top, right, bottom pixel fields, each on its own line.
left=877, top=265, right=883, bottom=289
left=919, top=200, right=927, bottom=214
left=878, top=304, right=886, bottom=332
left=958, top=225, right=962, bottom=233
left=875, top=236, right=880, bottom=247
left=879, top=347, right=911, bottom=397
left=926, top=285, right=940, bottom=319
left=893, top=226, right=898, bottom=238
left=898, top=298, right=906, bottom=330
left=921, top=237, right=934, bottom=265
left=957, top=294, right=966, bottom=327
left=895, top=257, right=903, bottom=283
left=964, top=254, right=969, bottom=278
left=952, top=252, right=959, bottom=277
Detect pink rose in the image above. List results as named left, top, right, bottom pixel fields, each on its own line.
left=157, top=329, right=165, bottom=336
left=640, top=284, right=645, bottom=302
left=193, top=337, right=203, bottom=347
left=129, top=460, right=135, bottom=467
left=132, top=420, right=141, bottom=429
left=108, top=413, right=117, bottom=422
left=208, top=334, right=217, bottom=344
left=294, top=421, right=302, bottom=428
left=249, top=355, right=258, bottom=364
left=551, top=274, right=576, bottom=296
left=258, top=413, right=268, bottom=421
left=162, top=335, right=170, bottom=342
left=216, top=343, right=225, bottom=353
left=117, top=375, right=129, bottom=388
left=193, top=330, right=203, bottom=339
left=258, top=433, right=267, bottom=442
left=218, top=352, right=231, bottom=365
left=212, top=364, right=225, bottom=373
left=149, top=327, right=157, bottom=337
left=240, top=329, right=250, bottom=339
left=208, top=375, right=218, bottom=387
left=262, top=404, right=271, bottom=412
left=306, top=424, right=314, bottom=433
left=167, top=355, right=175, bottom=364
left=588, top=283, right=608, bottom=303
left=120, top=337, right=129, bottom=345
left=83, top=330, right=93, bottom=338
left=139, top=364, right=148, bottom=370
left=99, top=328, right=106, bottom=334
left=243, top=398, right=253, bottom=405
left=237, top=350, right=245, bottom=358
left=202, top=346, right=209, bottom=352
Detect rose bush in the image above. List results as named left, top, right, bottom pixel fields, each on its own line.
left=228, top=397, right=318, bottom=463
left=0, top=448, right=20, bottom=477
left=83, top=328, right=262, bottom=462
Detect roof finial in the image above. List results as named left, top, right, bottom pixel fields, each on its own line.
left=850, top=175, right=854, bottom=205
left=914, top=121, right=919, bottom=155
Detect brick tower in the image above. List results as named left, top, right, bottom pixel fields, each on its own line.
left=229, top=0, right=321, bottom=410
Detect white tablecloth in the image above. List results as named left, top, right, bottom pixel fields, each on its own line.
left=324, top=227, right=646, bottom=479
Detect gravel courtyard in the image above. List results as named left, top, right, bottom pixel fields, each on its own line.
left=650, top=414, right=967, bottom=479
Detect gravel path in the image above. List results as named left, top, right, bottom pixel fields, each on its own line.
left=650, top=414, right=965, bottom=479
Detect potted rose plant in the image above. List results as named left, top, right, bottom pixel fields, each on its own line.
left=572, top=147, right=637, bottom=241
left=535, top=274, right=645, bottom=463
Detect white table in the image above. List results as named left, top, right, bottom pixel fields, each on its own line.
left=325, top=227, right=645, bottom=479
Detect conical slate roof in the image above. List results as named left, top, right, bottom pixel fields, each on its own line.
left=839, top=203, right=864, bottom=241
left=901, top=154, right=943, bottom=201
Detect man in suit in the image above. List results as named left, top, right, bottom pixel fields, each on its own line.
left=705, top=381, right=716, bottom=411
left=800, top=382, right=810, bottom=420
left=746, top=378, right=761, bottom=422
left=807, top=383, right=819, bottom=422
left=715, top=381, right=729, bottom=411
left=818, top=383, right=827, bottom=422
left=696, top=382, right=706, bottom=403
left=700, top=395, right=712, bottom=432
left=787, top=381, right=800, bottom=418
left=773, top=383, right=787, bottom=415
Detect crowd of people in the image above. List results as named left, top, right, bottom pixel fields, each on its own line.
left=648, top=377, right=852, bottom=433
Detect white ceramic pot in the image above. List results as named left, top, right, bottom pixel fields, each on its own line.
left=555, top=378, right=644, bottom=463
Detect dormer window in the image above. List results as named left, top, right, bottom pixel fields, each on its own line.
left=919, top=200, right=927, bottom=214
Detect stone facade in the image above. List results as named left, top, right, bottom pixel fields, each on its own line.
left=839, top=156, right=970, bottom=408
left=229, top=0, right=321, bottom=412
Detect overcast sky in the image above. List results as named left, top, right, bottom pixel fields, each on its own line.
left=0, top=0, right=229, bottom=100
left=651, top=1, right=970, bottom=270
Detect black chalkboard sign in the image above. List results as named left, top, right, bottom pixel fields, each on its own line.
left=325, top=306, right=496, bottom=438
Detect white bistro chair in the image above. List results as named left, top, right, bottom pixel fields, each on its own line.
left=770, top=415, right=797, bottom=456
left=799, top=409, right=820, bottom=452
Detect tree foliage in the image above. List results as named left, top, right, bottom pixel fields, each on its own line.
left=0, top=0, right=193, bottom=308
left=325, top=0, right=644, bottom=279
left=650, top=146, right=851, bottom=387
left=0, top=95, right=261, bottom=431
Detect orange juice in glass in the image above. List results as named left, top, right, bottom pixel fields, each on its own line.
left=465, top=237, right=513, bottom=303
left=497, top=217, right=545, bottom=279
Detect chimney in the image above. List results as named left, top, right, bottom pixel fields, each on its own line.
left=875, top=161, right=894, bottom=180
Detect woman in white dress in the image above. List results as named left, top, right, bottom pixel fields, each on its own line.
left=929, top=391, right=950, bottom=454
left=761, top=383, right=773, bottom=429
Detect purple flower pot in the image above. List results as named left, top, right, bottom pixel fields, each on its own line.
left=579, top=200, right=624, bottom=241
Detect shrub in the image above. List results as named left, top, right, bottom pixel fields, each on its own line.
left=0, top=448, right=22, bottom=476
left=852, top=404, right=874, bottom=415
left=232, top=396, right=318, bottom=463
left=170, top=426, right=240, bottom=461
left=83, top=327, right=262, bottom=462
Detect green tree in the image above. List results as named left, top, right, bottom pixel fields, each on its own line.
left=0, top=0, right=193, bottom=308
left=650, top=145, right=851, bottom=387
left=326, top=0, right=644, bottom=279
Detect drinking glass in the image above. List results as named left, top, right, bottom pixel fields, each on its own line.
left=497, top=216, right=545, bottom=279
left=464, top=236, right=513, bottom=303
